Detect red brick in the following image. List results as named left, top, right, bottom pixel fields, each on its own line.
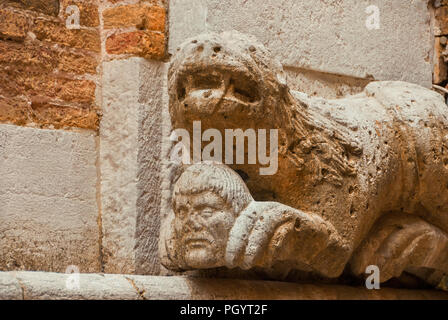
left=0, top=68, right=96, bottom=104
left=29, top=101, right=99, bottom=130
left=57, top=49, right=99, bottom=75
left=32, top=17, right=100, bottom=52
left=145, top=5, right=165, bottom=32
left=103, top=4, right=165, bottom=32
left=106, top=30, right=165, bottom=59
left=0, top=8, right=31, bottom=41
left=0, top=40, right=98, bottom=75
left=0, top=95, right=30, bottom=126
left=60, top=0, right=100, bottom=28
left=434, top=37, right=447, bottom=84
left=0, top=96, right=99, bottom=130
left=435, top=7, right=448, bottom=36
left=0, top=40, right=55, bottom=71
left=4, top=0, right=59, bottom=17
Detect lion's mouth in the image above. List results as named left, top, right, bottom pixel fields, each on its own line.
left=175, top=66, right=261, bottom=113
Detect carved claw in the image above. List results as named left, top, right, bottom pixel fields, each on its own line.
left=226, top=201, right=334, bottom=272
left=350, top=213, right=448, bottom=282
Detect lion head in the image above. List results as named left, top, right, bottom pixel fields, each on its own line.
left=168, top=30, right=292, bottom=131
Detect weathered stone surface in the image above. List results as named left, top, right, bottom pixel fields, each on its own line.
left=101, top=58, right=167, bottom=274
left=0, top=68, right=96, bottom=104
left=161, top=31, right=448, bottom=287
left=0, top=124, right=100, bottom=272
left=0, top=96, right=29, bottom=126
left=106, top=30, right=165, bottom=59
left=135, top=60, right=167, bottom=275
left=0, top=98, right=99, bottom=130
left=57, top=49, right=99, bottom=75
left=0, top=7, right=30, bottom=41
left=28, top=102, right=99, bottom=130
left=0, top=39, right=98, bottom=75
left=0, top=40, right=54, bottom=71
left=103, top=4, right=165, bottom=32
left=32, top=18, right=100, bottom=52
left=169, top=0, right=433, bottom=87
left=0, top=273, right=22, bottom=300
left=435, top=6, right=448, bottom=36
left=9, top=272, right=139, bottom=300
left=435, top=0, right=448, bottom=6
left=60, top=0, right=99, bottom=28
left=100, top=58, right=140, bottom=274
left=285, top=67, right=371, bottom=99
left=0, top=272, right=447, bottom=300
left=4, top=0, right=59, bottom=16
left=434, top=36, right=448, bottom=84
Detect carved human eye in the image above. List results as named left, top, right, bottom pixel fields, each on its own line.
left=175, top=206, right=188, bottom=219
left=199, top=207, right=214, bottom=218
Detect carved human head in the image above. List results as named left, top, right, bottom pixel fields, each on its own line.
left=171, top=162, right=253, bottom=269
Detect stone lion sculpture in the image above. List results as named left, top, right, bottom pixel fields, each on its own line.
left=160, top=30, right=448, bottom=287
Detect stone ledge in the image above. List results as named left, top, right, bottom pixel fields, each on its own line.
left=0, top=272, right=447, bottom=300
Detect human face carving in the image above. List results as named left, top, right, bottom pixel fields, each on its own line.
left=173, top=190, right=235, bottom=269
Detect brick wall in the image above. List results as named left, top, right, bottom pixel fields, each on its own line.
left=0, top=0, right=168, bottom=274
left=0, top=0, right=100, bottom=130
left=434, top=0, right=448, bottom=86
left=102, top=0, right=167, bottom=60
left=0, top=0, right=168, bottom=130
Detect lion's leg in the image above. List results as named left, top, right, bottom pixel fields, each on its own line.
left=349, top=213, right=448, bottom=283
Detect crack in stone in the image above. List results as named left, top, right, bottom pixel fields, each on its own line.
left=124, top=277, right=146, bottom=300
left=10, top=272, right=26, bottom=300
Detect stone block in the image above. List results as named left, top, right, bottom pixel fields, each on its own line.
left=106, top=30, right=165, bottom=59
left=10, top=272, right=139, bottom=300
left=32, top=17, right=100, bottom=52
left=0, top=273, right=22, bottom=300
left=60, top=0, right=100, bottom=28
left=100, top=58, right=167, bottom=274
left=0, top=8, right=31, bottom=41
left=1, top=272, right=447, bottom=300
left=434, top=37, right=447, bottom=84
left=5, top=0, right=59, bottom=17
left=103, top=4, right=165, bottom=32
left=169, top=0, right=433, bottom=87
left=0, top=124, right=100, bottom=272
left=0, top=69, right=96, bottom=104
left=435, top=6, right=448, bottom=36
left=0, top=40, right=99, bottom=75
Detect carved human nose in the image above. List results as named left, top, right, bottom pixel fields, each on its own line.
left=187, top=210, right=203, bottom=231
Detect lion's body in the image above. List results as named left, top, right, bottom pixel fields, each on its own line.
left=284, top=82, right=448, bottom=279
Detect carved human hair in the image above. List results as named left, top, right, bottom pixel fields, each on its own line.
left=173, top=162, right=254, bottom=216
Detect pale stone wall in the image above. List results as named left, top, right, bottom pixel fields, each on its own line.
left=169, top=0, right=434, bottom=93
left=0, top=124, right=100, bottom=272
left=100, top=57, right=168, bottom=274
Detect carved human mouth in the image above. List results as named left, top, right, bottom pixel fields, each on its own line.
left=175, top=66, right=261, bottom=108
left=185, top=238, right=210, bottom=248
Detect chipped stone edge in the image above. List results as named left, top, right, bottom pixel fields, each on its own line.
left=1, top=272, right=448, bottom=300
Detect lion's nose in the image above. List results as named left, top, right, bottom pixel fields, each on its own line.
left=192, top=40, right=223, bottom=59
